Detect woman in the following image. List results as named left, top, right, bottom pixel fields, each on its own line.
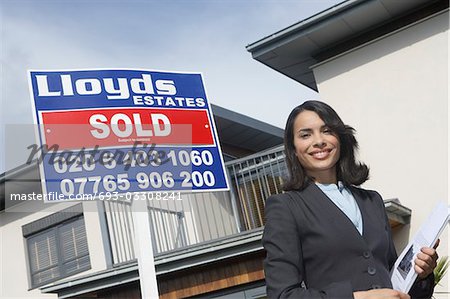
left=263, top=101, right=438, bottom=299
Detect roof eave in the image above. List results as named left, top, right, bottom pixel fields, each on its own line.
left=246, top=0, right=362, bottom=54
left=246, top=0, right=448, bottom=90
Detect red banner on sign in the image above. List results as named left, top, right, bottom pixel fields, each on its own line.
left=40, top=108, right=214, bottom=149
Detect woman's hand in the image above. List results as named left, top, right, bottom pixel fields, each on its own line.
left=353, top=289, right=410, bottom=299
left=414, top=239, right=439, bottom=279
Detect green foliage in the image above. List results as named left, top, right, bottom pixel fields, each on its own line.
left=434, top=256, right=449, bottom=286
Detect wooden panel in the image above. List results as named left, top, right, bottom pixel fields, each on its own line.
left=71, top=253, right=265, bottom=299
left=389, top=218, right=402, bottom=229
left=87, top=281, right=141, bottom=299
left=159, top=253, right=265, bottom=298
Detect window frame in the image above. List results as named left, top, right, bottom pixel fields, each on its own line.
left=23, top=205, right=91, bottom=289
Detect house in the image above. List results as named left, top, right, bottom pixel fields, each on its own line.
left=1, top=102, right=411, bottom=298
left=247, top=0, right=449, bottom=297
left=0, top=104, right=281, bottom=298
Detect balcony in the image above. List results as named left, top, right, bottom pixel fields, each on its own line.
left=103, top=145, right=287, bottom=265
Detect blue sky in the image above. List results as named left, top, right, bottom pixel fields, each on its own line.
left=1, top=0, right=343, bottom=172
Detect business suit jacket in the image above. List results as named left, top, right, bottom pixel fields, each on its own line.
left=263, top=183, right=434, bottom=298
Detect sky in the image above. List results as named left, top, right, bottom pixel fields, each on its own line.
left=1, top=0, right=343, bottom=173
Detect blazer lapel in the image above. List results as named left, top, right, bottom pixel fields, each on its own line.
left=304, top=183, right=368, bottom=245
left=350, top=187, right=384, bottom=249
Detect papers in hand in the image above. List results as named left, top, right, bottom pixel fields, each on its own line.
left=390, top=201, right=449, bottom=293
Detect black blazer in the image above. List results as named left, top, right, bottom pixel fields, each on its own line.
left=262, top=183, right=434, bottom=298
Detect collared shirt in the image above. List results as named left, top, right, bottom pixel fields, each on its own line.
left=316, top=181, right=363, bottom=235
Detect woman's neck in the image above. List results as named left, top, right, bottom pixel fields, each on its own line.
left=308, top=169, right=337, bottom=185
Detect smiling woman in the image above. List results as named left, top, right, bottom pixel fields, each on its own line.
left=282, top=100, right=369, bottom=191
left=292, top=110, right=340, bottom=184
left=262, top=100, right=438, bottom=299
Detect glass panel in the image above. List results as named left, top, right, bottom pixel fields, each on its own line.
left=28, top=230, right=58, bottom=272
left=64, top=255, right=90, bottom=275
left=60, top=218, right=89, bottom=261
left=32, top=266, right=60, bottom=285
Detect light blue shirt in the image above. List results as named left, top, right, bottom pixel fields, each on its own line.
left=316, top=182, right=363, bottom=235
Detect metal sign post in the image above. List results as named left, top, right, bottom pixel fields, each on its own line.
left=132, top=196, right=159, bottom=299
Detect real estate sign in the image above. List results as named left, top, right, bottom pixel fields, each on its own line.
left=28, top=69, right=229, bottom=200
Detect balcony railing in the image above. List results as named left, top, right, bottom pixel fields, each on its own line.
left=103, top=145, right=286, bottom=265
left=226, top=145, right=286, bottom=231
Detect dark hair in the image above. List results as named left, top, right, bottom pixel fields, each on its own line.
left=283, top=100, right=369, bottom=191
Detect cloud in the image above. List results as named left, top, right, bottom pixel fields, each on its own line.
left=1, top=0, right=339, bottom=172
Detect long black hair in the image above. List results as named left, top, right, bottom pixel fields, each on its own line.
left=283, top=100, right=369, bottom=191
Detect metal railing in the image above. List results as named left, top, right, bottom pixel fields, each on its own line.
left=226, top=145, right=286, bottom=231
left=103, top=145, right=287, bottom=265
left=104, top=191, right=239, bottom=264
left=103, top=200, right=136, bottom=264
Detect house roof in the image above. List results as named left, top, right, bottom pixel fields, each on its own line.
left=211, top=104, right=283, bottom=155
left=246, top=0, right=448, bottom=90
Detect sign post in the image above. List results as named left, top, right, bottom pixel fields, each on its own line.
left=28, top=68, right=230, bottom=298
left=132, top=195, right=159, bottom=298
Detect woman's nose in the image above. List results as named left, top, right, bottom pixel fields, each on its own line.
left=313, top=134, right=326, bottom=148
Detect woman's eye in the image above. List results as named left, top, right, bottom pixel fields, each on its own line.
left=299, top=133, right=310, bottom=139
left=323, top=128, right=333, bottom=134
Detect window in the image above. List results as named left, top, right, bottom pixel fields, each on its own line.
left=23, top=204, right=91, bottom=288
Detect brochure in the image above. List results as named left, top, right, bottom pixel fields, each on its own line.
left=390, top=201, right=450, bottom=293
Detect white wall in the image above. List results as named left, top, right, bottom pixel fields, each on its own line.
left=313, top=11, right=449, bottom=297
left=0, top=200, right=108, bottom=298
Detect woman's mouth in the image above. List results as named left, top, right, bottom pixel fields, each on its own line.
left=310, top=149, right=333, bottom=159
